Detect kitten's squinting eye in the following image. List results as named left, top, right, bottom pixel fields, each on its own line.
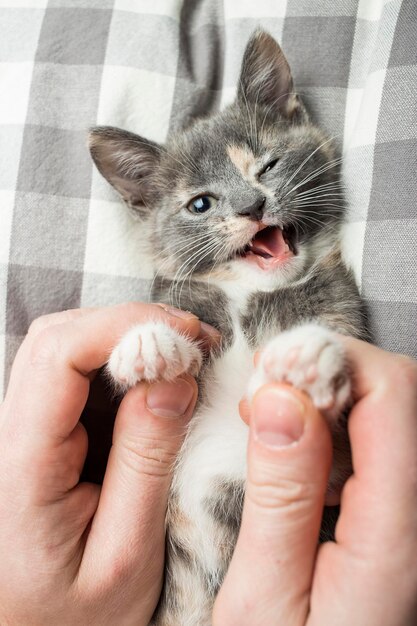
left=187, top=195, right=217, bottom=214
left=259, top=158, right=279, bottom=176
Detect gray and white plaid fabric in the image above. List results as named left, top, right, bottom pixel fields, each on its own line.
left=1, top=0, right=416, bottom=398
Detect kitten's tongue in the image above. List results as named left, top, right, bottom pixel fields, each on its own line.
left=245, top=226, right=293, bottom=270
left=250, top=226, right=287, bottom=258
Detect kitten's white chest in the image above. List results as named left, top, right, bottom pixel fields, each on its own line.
left=171, top=312, right=253, bottom=574
left=173, top=308, right=253, bottom=523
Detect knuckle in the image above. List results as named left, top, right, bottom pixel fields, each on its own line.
left=116, top=434, right=177, bottom=478
left=248, top=474, right=314, bottom=512
left=27, top=309, right=80, bottom=338
left=114, top=301, right=135, bottom=314
left=394, top=355, right=417, bottom=385
left=386, top=355, right=417, bottom=391
left=28, top=325, right=63, bottom=371
left=27, top=314, right=55, bottom=337
left=115, top=301, right=145, bottom=317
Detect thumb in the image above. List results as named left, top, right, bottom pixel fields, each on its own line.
left=214, top=384, right=332, bottom=626
left=79, top=375, right=197, bottom=602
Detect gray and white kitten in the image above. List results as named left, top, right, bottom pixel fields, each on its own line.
left=89, top=31, right=366, bottom=626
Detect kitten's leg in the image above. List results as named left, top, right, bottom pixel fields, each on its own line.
left=152, top=539, right=213, bottom=626
left=108, top=321, right=202, bottom=389
left=153, top=484, right=242, bottom=626
left=248, top=323, right=351, bottom=423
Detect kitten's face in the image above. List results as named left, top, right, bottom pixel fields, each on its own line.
left=89, top=31, right=343, bottom=285
left=151, top=113, right=339, bottom=283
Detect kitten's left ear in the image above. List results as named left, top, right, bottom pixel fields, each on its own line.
left=88, top=126, right=161, bottom=210
left=237, top=30, right=306, bottom=121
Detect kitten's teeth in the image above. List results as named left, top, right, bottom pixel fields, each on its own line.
left=284, top=244, right=290, bottom=252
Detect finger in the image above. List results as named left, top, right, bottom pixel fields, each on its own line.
left=239, top=398, right=251, bottom=425
left=5, top=308, right=101, bottom=395
left=155, top=305, right=221, bottom=350
left=310, top=341, right=417, bottom=626
left=214, top=384, right=332, bottom=626
left=78, top=374, right=198, bottom=610
left=333, top=338, right=417, bottom=554
left=4, top=303, right=211, bottom=447
left=27, top=307, right=100, bottom=337
left=24, top=305, right=221, bottom=347
left=200, top=321, right=223, bottom=351
left=241, top=395, right=340, bottom=506
left=35, top=422, right=90, bottom=501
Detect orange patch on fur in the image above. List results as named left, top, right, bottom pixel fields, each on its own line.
left=227, top=144, right=256, bottom=178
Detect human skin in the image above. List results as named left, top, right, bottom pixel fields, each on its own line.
left=1, top=307, right=417, bottom=625
left=0, top=303, right=220, bottom=626
left=213, top=338, right=417, bottom=626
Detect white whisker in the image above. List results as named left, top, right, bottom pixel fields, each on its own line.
left=285, top=157, right=343, bottom=196
left=282, top=135, right=340, bottom=195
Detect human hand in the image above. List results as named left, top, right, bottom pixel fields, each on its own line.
left=213, top=338, right=417, bottom=626
left=0, top=303, right=219, bottom=626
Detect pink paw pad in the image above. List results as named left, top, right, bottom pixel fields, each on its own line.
left=248, top=324, right=351, bottom=426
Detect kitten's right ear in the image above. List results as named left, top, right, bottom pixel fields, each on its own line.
left=88, top=126, right=161, bottom=209
left=238, top=30, right=305, bottom=121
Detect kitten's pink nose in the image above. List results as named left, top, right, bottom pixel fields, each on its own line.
left=238, top=196, right=266, bottom=221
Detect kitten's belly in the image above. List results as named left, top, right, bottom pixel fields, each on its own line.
left=172, top=332, right=252, bottom=568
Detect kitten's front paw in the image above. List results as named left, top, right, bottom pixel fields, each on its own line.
left=108, top=322, right=202, bottom=389
left=248, top=324, right=351, bottom=422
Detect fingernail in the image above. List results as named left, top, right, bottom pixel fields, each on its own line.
left=146, top=378, right=194, bottom=417
left=157, top=304, right=198, bottom=320
left=253, top=387, right=305, bottom=448
left=200, top=321, right=222, bottom=341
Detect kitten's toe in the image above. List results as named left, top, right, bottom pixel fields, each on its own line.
left=248, top=323, right=351, bottom=425
left=108, top=321, right=202, bottom=389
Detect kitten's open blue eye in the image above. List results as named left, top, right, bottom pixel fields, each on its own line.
left=187, top=195, right=217, bottom=214
left=260, top=159, right=279, bottom=176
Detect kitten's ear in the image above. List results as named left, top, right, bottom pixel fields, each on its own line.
left=238, top=30, right=305, bottom=121
left=88, top=126, right=161, bottom=209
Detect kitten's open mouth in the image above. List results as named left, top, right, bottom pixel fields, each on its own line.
left=240, top=225, right=297, bottom=270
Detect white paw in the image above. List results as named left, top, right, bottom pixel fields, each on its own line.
left=248, top=324, right=351, bottom=422
left=108, top=322, right=202, bottom=389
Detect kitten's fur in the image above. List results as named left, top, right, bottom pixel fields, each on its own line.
left=89, top=31, right=366, bottom=626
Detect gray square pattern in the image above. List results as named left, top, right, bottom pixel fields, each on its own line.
left=10, top=192, right=89, bottom=272
left=388, top=0, right=417, bottom=67
left=282, top=16, right=356, bottom=87
left=368, top=139, right=417, bottom=220
left=360, top=0, right=417, bottom=351
left=376, top=66, right=417, bottom=143
left=1, top=0, right=416, bottom=397
left=35, top=8, right=112, bottom=65
left=17, top=126, right=93, bottom=198
left=105, top=13, right=180, bottom=75
left=6, top=264, right=84, bottom=336
left=81, top=273, right=151, bottom=308
left=27, top=63, right=104, bottom=131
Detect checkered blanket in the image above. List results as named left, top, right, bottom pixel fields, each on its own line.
left=1, top=0, right=416, bottom=398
